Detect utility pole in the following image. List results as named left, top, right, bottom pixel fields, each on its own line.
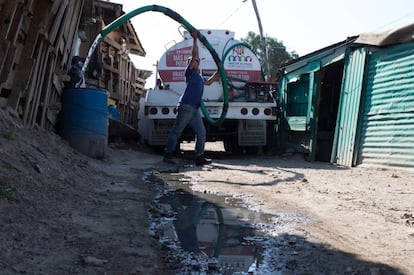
left=248, top=0, right=271, bottom=81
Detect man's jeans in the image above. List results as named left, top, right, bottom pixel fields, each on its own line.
left=165, top=104, right=206, bottom=156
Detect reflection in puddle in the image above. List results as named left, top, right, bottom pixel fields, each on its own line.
left=159, top=189, right=265, bottom=273
left=149, top=172, right=288, bottom=274
left=146, top=171, right=402, bottom=274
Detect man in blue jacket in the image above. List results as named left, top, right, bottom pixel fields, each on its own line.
left=164, top=30, right=218, bottom=166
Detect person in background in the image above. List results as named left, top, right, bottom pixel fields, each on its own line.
left=64, top=56, right=86, bottom=89
left=163, top=29, right=219, bottom=166
left=57, top=55, right=86, bottom=135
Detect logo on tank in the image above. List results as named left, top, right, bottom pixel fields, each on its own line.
left=227, top=46, right=253, bottom=65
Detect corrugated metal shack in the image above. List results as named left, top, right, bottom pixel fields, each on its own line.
left=279, top=23, right=414, bottom=171
left=0, top=0, right=150, bottom=133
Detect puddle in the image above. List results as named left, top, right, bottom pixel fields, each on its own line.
left=145, top=171, right=310, bottom=274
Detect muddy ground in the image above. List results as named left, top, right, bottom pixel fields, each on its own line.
left=178, top=142, right=414, bottom=274
left=1, top=107, right=413, bottom=274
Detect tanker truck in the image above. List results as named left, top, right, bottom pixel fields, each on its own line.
left=138, top=29, right=279, bottom=154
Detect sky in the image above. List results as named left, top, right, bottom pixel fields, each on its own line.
left=109, top=0, right=414, bottom=87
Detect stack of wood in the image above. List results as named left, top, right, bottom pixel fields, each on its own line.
left=0, top=0, right=87, bottom=130
left=0, top=0, right=151, bottom=134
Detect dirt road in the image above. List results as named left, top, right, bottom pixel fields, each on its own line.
left=0, top=110, right=167, bottom=274
left=1, top=107, right=413, bottom=274
left=176, top=142, right=414, bottom=274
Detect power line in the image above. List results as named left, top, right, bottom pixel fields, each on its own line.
left=373, top=10, right=414, bottom=31
left=215, top=2, right=247, bottom=28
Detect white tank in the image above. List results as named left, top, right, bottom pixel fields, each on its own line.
left=139, top=29, right=279, bottom=150
left=157, top=29, right=263, bottom=101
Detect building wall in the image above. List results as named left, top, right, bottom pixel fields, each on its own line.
left=357, top=41, right=414, bottom=171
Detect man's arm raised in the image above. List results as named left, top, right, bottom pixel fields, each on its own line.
left=188, top=30, right=200, bottom=70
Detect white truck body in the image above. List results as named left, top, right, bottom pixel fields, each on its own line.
left=139, top=30, right=279, bottom=153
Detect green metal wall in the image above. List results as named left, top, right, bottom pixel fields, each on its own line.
left=286, top=75, right=309, bottom=117
left=333, top=48, right=367, bottom=166
left=284, top=75, right=309, bottom=131
left=358, top=42, right=414, bottom=170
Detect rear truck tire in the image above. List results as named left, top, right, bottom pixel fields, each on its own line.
left=223, top=136, right=244, bottom=155
left=263, top=120, right=278, bottom=154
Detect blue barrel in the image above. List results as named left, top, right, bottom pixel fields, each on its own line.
left=61, top=88, right=108, bottom=159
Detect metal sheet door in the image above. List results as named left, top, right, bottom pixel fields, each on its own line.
left=332, top=48, right=367, bottom=166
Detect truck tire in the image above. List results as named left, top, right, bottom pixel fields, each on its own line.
left=223, top=137, right=244, bottom=155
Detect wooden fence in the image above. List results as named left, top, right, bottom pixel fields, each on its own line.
left=0, top=0, right=150, bottom=132
left=0, top=0, right=86, bottom=130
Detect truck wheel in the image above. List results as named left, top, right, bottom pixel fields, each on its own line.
left=223, top=137, right=243, bottom=155
left=263, top=121, right=278, bottom=154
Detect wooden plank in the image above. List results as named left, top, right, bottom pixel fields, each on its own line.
left=23, top=37, right=47, bottom=124
left=7, top=0, right=49, bottom=111
left=53, top=73, right=63, bottom=97
left=62, top=0, right=84, bottom=56
left=50, top=0, right=63, bottom=15
left=108, top=118, right=140, bottom=140
left=25, top=0, right=36, bottom=15
left=55, top=0, right=85, bottom=80
left=0, top=2, right=22, bottom=84
left=48, top=0, right=68, bottom=45
left=102, top=63, right=119, bottom=74
left=118, top=55, right=125, bottom=109
left=39, top=51, right=56, bottom=128
left=0, top=2, right=16, bottom=69
left=0, top=43, right=16, bottom=85
left=103, top=36, right=122, bottom=50
left=0, top=2, right=27, bottom=87
left=21, top=46, right=39, bottom=119
left=6, top=2, right=24, bottom=44
left=29, top=46, right=49, bottom=126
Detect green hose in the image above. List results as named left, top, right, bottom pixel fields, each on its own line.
left=99, top=5, right=229, bottom=126
left=196, top=202, right=225, bottom=258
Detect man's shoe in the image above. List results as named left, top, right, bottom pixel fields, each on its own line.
left=163, top=152, right=179, bottom=164
left=195, top=155, right=212, bottom=166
